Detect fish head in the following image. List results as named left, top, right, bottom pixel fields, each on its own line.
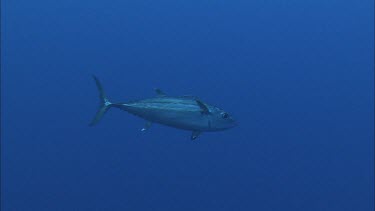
left=209, top=107, right=237, bottom=130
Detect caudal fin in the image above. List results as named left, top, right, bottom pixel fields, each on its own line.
left=89, top=75, right=113, bottom=126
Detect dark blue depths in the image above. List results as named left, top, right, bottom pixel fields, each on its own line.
left=1, top=0, right=374, bottom=210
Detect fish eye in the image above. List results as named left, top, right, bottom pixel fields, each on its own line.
left=221, top=112, right=229, bottom=119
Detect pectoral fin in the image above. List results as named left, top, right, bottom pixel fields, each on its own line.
left=196, top=100, right=210, bottom=115
left=191, top=131, right=201, bottom=140
left=141, top=122, right=152, bottom=132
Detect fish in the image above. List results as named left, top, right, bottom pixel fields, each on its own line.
left=89, top=75, right=237, bottom=140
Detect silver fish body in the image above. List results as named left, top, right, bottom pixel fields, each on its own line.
left=116, top=97, right=236, bottom=131
left=90, top=76, right=237, bottom=140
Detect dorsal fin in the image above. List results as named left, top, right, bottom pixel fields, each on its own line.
left=154, top=88, right=166, bottom=97
left=196, top=100, right=210, bottom=115
left=181, top=95, right=198, bottom=99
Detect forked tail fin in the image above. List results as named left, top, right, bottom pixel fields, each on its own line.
left=89, top=75, right=113, bottom=126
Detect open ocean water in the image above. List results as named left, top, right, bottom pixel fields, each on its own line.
left=1, top=0, right=374, bottom=210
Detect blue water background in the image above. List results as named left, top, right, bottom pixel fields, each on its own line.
left=2, top=0, right=374, bottom=210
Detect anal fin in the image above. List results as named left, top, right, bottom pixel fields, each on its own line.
left=191, top=131, right=201, bottom=140
left=141, top=122, right=152, bottom=132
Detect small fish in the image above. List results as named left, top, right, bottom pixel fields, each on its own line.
left=89, top=75, right=237, bottom=140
